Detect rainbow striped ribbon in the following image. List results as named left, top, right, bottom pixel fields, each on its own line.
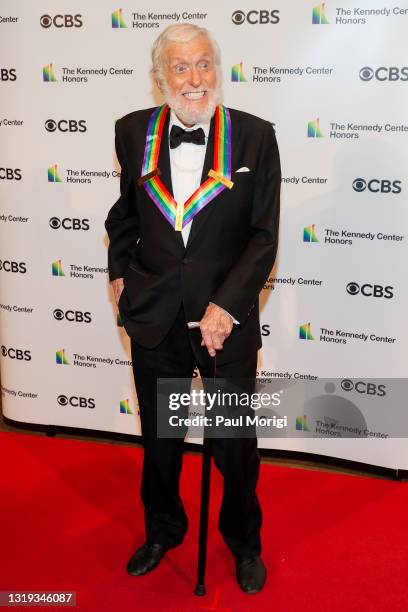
left=140, top=104, right=232, bottom=231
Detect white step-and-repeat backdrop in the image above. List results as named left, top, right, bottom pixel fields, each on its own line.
left=1, top=1, right=407, bottom=468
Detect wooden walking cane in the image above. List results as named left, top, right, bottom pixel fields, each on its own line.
left=187, top=321, right=216, bottom=596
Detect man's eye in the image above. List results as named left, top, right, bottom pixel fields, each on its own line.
left=174, top=64, right=188, bottom=73
left=198, top=62, right=210, bottom=70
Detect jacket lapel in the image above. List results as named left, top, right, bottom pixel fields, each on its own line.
left=186, top=108, right=239, bottom=251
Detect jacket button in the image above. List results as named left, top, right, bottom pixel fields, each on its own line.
left=182, top=257, right=192, bottom=264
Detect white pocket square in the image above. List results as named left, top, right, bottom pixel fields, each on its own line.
left=235, top=166, right=251, bottom=173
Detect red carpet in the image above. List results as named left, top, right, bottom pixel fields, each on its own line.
left=1, top=431, right=408, bottom=611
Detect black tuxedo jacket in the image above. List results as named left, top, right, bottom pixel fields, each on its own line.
left=105, top=106, right=281, bottom=364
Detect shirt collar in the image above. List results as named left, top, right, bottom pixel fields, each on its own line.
left=169, top=109, right=210, bottom=140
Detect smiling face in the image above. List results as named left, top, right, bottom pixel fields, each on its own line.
left=158, top=34, right=220, bottom=126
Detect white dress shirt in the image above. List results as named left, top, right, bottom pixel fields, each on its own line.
left=168, top=110, right=238, bottom=324
left=168, top=110, right=210, bottom=246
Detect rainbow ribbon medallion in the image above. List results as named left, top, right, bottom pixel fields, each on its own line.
left=139, top=104, right=233, bottom=231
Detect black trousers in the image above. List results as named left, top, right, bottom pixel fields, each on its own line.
left=130, top=305, right=262, bottom=558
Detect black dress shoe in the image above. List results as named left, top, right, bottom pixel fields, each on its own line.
left=127, top=543, right=167, bottom=576
left=235, top=555, right=266, bottom=594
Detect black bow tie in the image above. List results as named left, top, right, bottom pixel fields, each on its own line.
left=170, top=124, right=206, bottom=149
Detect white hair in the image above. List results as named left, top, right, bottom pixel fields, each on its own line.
left=151, top=23, right=221, bottom=85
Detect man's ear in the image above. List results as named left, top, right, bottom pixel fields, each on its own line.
left=156, top=79, right=163, bottom=93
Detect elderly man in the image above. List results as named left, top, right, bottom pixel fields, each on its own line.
left=105, top=24, right=280, bottom=594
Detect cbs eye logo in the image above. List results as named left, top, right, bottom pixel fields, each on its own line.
left=346, top=282, right=360, bottom=295
left=45, top=119, right=57, bottom=132
left=53, top=308, right=92, bottom=323
left=359, top=66, right=408, bottom=82
left=359, top=67, right=374, bottom=81
left=40, top=15, right=53, bottom=27
left=341, top=379, right=354, bottom=391
left=346, top=282, right=394, bottom=299
left=232, top=10, right=246, bottom=24
left=40, top=14, right=83, bottom=28
left=0, top=259, right=27, bottom=273
left=57, top=394, right=95, bottom=408
left=1, top=345, right=31, bottom=360
left=352, top=178, right=366, bottom=192
left=353, top=178, right=401, bottom=194
left=50, top=217, right=61, bottom=228
left=49, top=217, right=90, bottom=231
left=53, top=309, right=65, bottom=321
left=231, top=9, right=280, bottom=24
left=341, top=379, right=386, bottom=397
left=45, top=119, right=87, bottom=133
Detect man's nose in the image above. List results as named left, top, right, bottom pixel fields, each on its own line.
left=189, top=66, right=201, bottom=88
